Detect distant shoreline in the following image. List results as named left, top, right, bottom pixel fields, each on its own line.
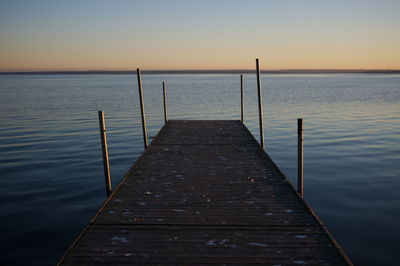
left=1, top=69, right=400, bottom=75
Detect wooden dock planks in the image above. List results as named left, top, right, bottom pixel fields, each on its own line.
left=59, top=120, right=352, bottom=265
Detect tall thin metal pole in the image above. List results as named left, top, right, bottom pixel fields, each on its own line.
left=297, top=118, right=304, bottom=197
left=136, top=68, right=148, bottom=149
left=162, top=81, right=168, bottom=124
left=256, top=58, right=264, bottom=148
left=240, top=74, right=244, bottom=123
left=98, top=110, right=112, bottom=197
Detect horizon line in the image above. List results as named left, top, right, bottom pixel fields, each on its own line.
left=1, top=69, right=400, bottom=74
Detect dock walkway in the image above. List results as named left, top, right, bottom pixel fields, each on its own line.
left=59, top=120, right=352, bottom=265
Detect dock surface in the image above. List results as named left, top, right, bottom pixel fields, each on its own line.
left=59, top=120, right=351, bottom=265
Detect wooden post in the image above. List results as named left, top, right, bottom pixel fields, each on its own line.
left=240, top=74, right=244, bottom=123
left=98, top=111, right=112, bottom=197
left=162, top=81, right=168, bottom=124
left=136, top=68, right=148, bottom=149
left=297, top=118, right=304, bottom=197
left=256, top=58, right=264, bottom=148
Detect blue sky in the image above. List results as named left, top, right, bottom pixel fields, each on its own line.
left=1, top=0, right=399, bottom=70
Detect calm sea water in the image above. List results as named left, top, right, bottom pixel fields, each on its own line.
left=0, top=73, right=399, bottom=265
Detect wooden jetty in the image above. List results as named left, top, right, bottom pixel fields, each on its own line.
left=58, top=120, right=352, bottom=265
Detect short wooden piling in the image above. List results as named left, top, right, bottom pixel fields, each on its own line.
left=297, top=118, right=304, bottom=197
left=98, top=111, right=112, bottom=197
left=256, top=58, right=264, bottom=148
left=240, top=74, right=244, bottom=123
left=136, top=69, right=148, bottom=149
left=162, top=81, right=168, bottom=124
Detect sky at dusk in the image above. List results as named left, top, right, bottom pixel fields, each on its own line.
left=0, top=0, right=399, bottom=71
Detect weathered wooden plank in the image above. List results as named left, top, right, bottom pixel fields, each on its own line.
left=63, top=226, right=344, bottom=264
left=58, top=120, right=352, bottom=265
